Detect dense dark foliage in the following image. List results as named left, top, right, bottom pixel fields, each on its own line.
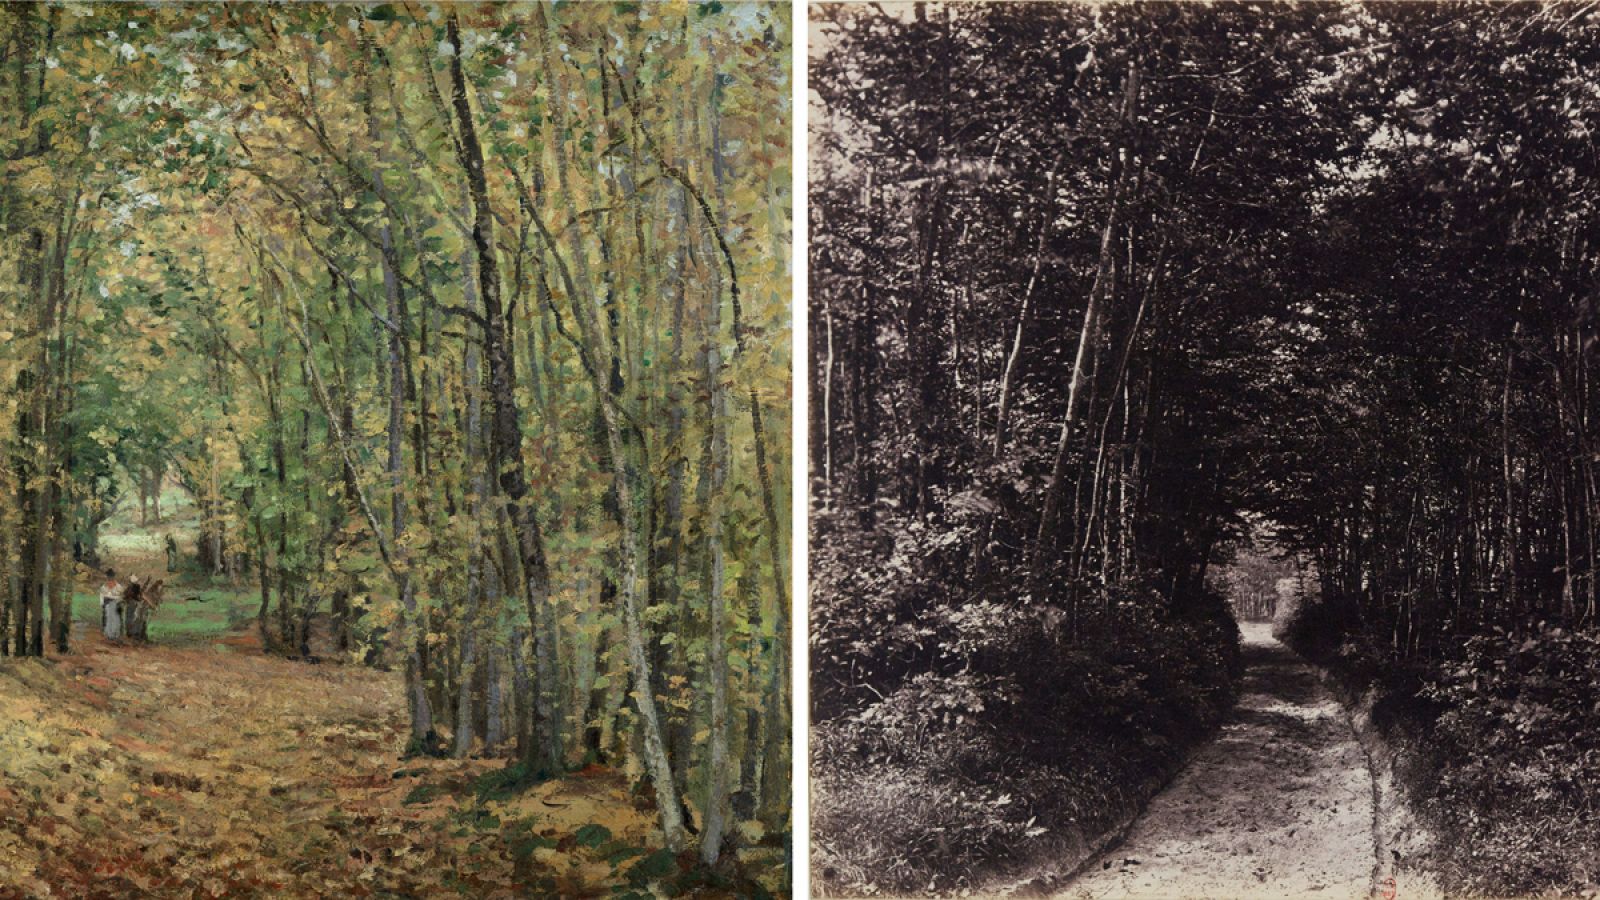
left=1287, top=608, right=1600, bottom=895
left=812, top=1, right=1600, bottom=895
left=812, top=544, right=1239, bottom=893
left=1266, top=5, right=1600, bottom=895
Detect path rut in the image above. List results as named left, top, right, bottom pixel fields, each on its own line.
left=1057, top=623, right=1376, bottom=900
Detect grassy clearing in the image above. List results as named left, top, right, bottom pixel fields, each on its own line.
left=76, top=479, right=261, bottom=645
left=71, top=589, right=257, bottom=644
left=97, top=481, right=195, bottom=557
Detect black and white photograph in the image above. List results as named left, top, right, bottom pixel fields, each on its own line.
left=808, top=2, right=1600, bottom=897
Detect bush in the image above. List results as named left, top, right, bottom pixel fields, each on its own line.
left=1277, top=590, right=1357, bottom=666
left=812, top=550, right=1241, bottom=896
left=810, top=510, right=981, bottom=723
left=1284, top=597, right=1600, bottom=897
left=1417, top=624, right=1600, bottom=895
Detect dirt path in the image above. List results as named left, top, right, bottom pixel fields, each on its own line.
left=0, top=627, right=665, bottom=898
left=1058, top=623, right=1376, bottom=900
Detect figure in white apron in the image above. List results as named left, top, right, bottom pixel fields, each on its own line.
left=100, top=569, right=125, bottom=640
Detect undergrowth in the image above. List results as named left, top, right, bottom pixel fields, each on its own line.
left=811, top=512, right=1240, bottom=896
left=1283, top=603, right=1600, bottom=896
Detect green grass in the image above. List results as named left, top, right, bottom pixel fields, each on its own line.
left=73, top=586, right=259, bottom=642
left=77, top=474, right=264, bottom=643
left=99, top=531, right=168, bottom=557
left=97, top=479, right=201, bottom=559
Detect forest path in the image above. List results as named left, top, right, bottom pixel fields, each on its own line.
left=1057, top=623, right=1376, bottom=900
left=0, top=627, right=662, bottom=897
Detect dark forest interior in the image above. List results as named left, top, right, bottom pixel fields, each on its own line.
left=810, top=3, right=1600, bottom=896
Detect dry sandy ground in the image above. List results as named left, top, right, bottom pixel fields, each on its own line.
left=1058, top=623, right=1377, bottom=900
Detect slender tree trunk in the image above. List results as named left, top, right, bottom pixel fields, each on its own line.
left=531, top=5, right=684, bottom=848
left=356, top=43, right=437, bottom=754
left=696, top=196, right=734, bottom=868
left=1033, top=61, right=1140, bottom=579
left=484, top=639, right=505, bottom=753
left=454, top=202, right=485, bottom=760
left=447, top=11, right=562, bottom=774
left=1501, top=321, right=1520, bottom=612
left=510, top=625, right=534, bottom=759
left=822, top=293, right=835, bottom=505
left=993, top=158, right=1062, bottom=455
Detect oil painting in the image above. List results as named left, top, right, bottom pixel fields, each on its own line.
left=0, top=2, right=791, bottom=896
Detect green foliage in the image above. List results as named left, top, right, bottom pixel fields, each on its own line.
left=2, top=0, right=790, bottom=879
left=622, top=847, right=676, bottom=882
left=472, top=760, right=551, bottom=804
left=402, top=783, right=445, bottom=806
left=507, top=828, right=557, bottom=861
left=574, top=823, right=614, bottom=849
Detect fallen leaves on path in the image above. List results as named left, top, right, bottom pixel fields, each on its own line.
left=0, top=630, right=680, bottom=899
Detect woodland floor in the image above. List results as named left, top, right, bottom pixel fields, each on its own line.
left=0, top=495, right=783, bottom=898
left=1057, top=624, right=1376, bottom=900
left=0, top=622, right=694, bottom=898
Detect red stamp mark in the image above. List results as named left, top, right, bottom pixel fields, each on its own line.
left=1379, top=876, right=1397, bottom=900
